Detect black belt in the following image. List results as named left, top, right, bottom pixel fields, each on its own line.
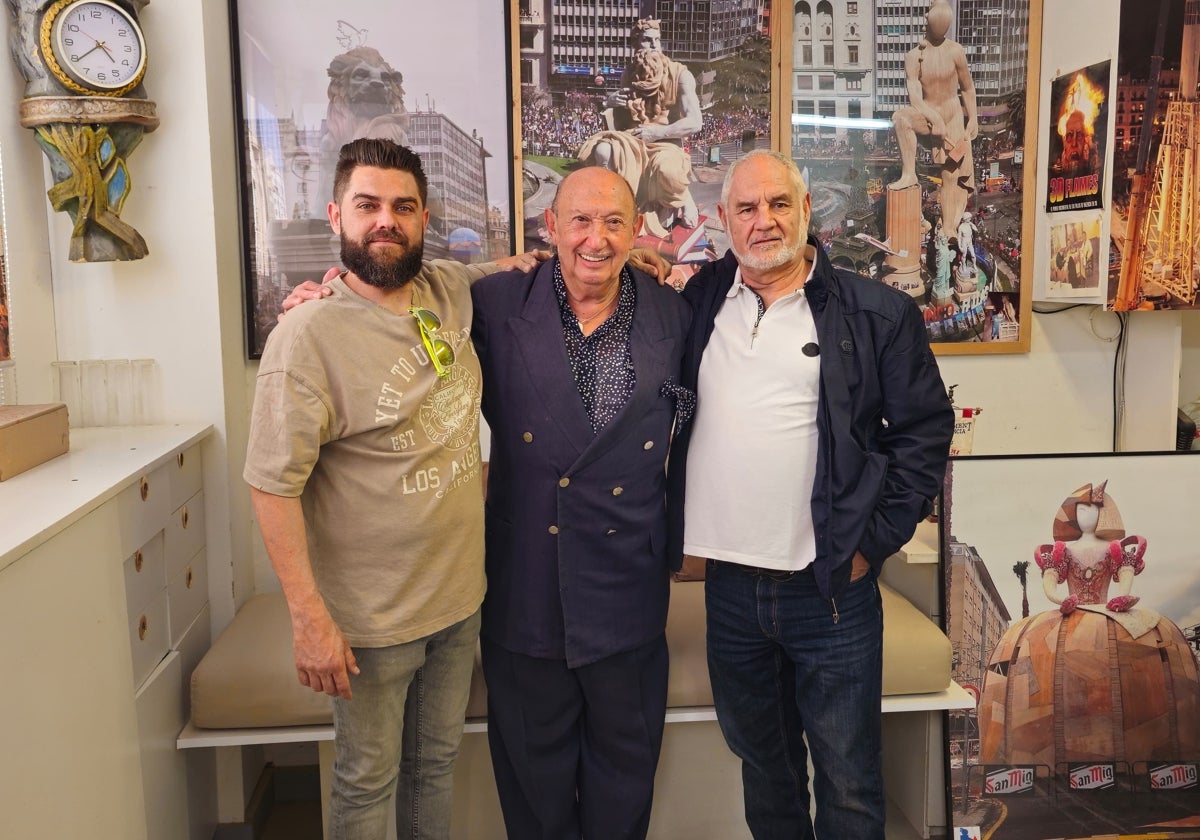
left=709, top=559, right=814, bottom=580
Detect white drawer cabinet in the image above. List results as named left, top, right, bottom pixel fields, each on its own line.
left=0, top=425, right=212, bottom=840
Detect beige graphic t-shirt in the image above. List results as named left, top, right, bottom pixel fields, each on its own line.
left=245, top=261, right=492, bottom=647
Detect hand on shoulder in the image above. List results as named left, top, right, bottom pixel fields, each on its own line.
left=278, top=267, right=340, bottom=320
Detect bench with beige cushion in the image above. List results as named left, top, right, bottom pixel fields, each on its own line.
left=178, top=563, right=955, bottom=834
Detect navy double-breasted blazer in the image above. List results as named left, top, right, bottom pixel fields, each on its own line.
left=471, top=259, right=691, bottom=668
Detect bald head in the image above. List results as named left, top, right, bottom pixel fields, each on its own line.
left=546, top=166, right=641, bottom=290
left=553, top=166, right=637, bottom=219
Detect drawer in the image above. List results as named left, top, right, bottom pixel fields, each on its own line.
left=122, top=532, right=165, bottom=617
left=165, top=490, right=205, bottom=578
left=168, top=548, right=208, bottom=647
left=134, top=651, right=190, bottom=840
left=115, top=463, right=170, bottom=560
left=129, top=590, right=170, bottom=690
left=177, top=603, right=212, bottom=718
left=168, top=444, right=203, bottom=512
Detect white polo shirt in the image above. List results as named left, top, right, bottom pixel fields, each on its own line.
left=683, top=257, right=820, bottom=571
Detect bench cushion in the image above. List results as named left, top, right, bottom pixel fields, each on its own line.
left=662, top=578, right=951, bottom=701
left=192, top=578, right=950, bottom=730
left=191, top=594, right=488, bottom=729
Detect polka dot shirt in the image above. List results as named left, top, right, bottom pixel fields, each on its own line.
left=553, top=259, right=637, bottom=433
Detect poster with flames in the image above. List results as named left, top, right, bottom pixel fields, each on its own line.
left=1046, top=61, right=1109, bottom=214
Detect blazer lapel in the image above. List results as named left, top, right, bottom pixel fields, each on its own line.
left=507, top=260, right=594, bottom=456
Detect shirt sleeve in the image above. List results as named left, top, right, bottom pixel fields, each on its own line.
left=244, top=363, right=332, bottom=498
left=430, top=259, right=501, bottom=286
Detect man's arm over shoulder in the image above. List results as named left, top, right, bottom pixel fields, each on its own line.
left=858, top=294, right=953, bottom=566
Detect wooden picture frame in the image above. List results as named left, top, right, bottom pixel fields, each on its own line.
left=229, top=0, right=515, bottom=358
left=0, top=142, right=10, bottom=366
left=510, top=0, right=786, bottom=288
left=941, top=453, right=1200, bottom=837
left=786, top=0, right=1042, bottom=354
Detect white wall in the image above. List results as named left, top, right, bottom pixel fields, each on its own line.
left=0, top=0, right=255, bottom=630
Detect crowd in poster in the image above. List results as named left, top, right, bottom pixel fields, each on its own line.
left=1046, top=61, right=1110, bottom=213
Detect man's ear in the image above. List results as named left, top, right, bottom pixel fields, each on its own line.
left=632, top=212, right=644, bottom=237
left=328, top=200, right=342, bottom=235
left=543, top=207, right=558, bottom=244
left=716, top=203, right=727, bottom=229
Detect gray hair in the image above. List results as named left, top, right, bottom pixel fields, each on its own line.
left=719, top=149, right=809, bottom=210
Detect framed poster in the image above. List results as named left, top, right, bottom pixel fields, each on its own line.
left=1109, top=0, right=1200, bottom=312
left=788, top=0, right=1042, bottom=354
left=1045, top=60, right=1110, bottom=215
left=511, top=0, right=783, bottom=288
left=942, top=454, right=1200, bottom=838
left=0, top=142, right=10, bottom=365
left=230, top=0, right=515, bottom=357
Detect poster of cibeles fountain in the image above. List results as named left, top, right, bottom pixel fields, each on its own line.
left=942, top=454, right=1200, bottom=839
left=229, top=0, right=514, bottom=358
left=513, top=0, right=780, bottom=288
left=790, top=0, right=1041, bottom=354
left=1109, top=0, right=1200, bottom=312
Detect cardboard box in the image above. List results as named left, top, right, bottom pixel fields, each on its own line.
left=0, top=404, right=70, bottom=481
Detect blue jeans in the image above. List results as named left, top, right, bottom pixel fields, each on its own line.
left=705, top=561, right=884, bottom=840
left=329, top=609, right=480, bottom=840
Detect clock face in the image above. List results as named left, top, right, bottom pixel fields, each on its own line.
left=44, top=0, right=146, bottom=95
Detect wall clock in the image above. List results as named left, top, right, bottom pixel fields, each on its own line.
left=40, top=0, right=148, bottom=95
left=7, top=0, right=158, bottom=262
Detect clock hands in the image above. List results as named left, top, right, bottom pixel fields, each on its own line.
left=77, top=28, right=117, bottom=62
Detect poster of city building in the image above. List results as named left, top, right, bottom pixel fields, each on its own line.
left=1045, top=61, right=1110, bottom=214
left=789, top=1, right=1040, bottom=354
left=230, top=0, right=513, bottom=357
left=942, top=455, right=1200, bottom=839
left=513, top=0, right=777, bottom=286
left=1108, top=0, right=1200, bottom=312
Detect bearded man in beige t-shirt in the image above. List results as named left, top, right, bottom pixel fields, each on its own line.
left=245, top=138, right=536, bottom=839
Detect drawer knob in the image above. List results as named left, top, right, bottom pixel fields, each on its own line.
left=181, top=507, right=189, bottom=529
left=177, top=452, right=186, bottom=469
left=140, top=477, right=149, bottom=501
left=138, top=615, right=148, bottom=641
left=134, top=551, right=143, bottom=573
left=185, top=568, right=194, bottom=589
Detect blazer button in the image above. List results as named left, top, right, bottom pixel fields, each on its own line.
left=643, top=440, right=654, bottom=450
left=548, top=525, right=560, bottom=535
left=559, top=477, right=570, bottom=488
left=612, top=487, right=623, bottom=496
left=522, top=432, right=534, bottom=443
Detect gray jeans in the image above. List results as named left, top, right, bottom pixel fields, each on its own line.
left=329, top=609, right=481, bottom=840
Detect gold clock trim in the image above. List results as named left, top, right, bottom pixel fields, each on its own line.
left=39, top=0, right=146, bottom=97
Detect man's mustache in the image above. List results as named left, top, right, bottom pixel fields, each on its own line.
left=366, top=230, right=408, bottom=246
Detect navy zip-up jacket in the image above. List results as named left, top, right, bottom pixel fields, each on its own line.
left=666, top=240, right=954, bottom=603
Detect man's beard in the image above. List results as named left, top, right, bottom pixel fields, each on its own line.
left=340, top=229, right=423, bottom=289
left=732, top=238, right=802, bottom=272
